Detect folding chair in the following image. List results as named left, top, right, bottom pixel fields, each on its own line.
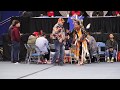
left=70, top=45, right=78, bottom=64
left=24, top=44, right=31, bottom=63
left=97, top=42, right=106, bottom=62
left=64, top=50, right=71, bottom=63
left=28, top=44, right=45, bottom=64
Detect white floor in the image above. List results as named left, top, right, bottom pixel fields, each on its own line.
left=0, top=61, right=120, bottom=79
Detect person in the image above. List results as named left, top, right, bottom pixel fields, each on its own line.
left=105, top=34, right=118, bottom=63
left=39, top=30, right=43, bottom=36
left=11, top=20, right=21, bottom=64
left=71, top=11, right=81, bottom=16
left=21, top=11, right=33, bottom=17
left=8, top=20, right=17, bottom=40
left=65, top=29, right=70, bottom=35
left=51, top=18, right=65, bottom=66
left=47, top=11, right=54, bottom=17
left=27, top=32, right=39, bottom=45
left=8, top=20, right=16, bottom=33
left=35, top=33, right=50, bottom=64
left=67, top=14, right=84, bottom=32
left=86, top=32, right=98, bottom=61
left=64, top=31, right=72, bottom=63
left=65, top=29, right=72, bottom=50
left=72, top=20, right=88, bottom=65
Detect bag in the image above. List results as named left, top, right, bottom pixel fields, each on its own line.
left=117, top=51, right=120, bottom=61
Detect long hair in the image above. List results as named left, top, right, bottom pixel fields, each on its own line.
left=12, top=20, right=20, bottom=26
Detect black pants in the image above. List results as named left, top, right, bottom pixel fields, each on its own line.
left=79, top=42, right=82, bottom=59
left=43, top=49, right=50, bottom=60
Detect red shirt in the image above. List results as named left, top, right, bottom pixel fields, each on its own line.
left=71, top=11, right=81, bottom=16
left=11, top=26, right=20, bottom=42
left=47, top=11, right=54, bottom=17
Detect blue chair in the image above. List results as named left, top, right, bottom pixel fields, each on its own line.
left=28, top=44, right=45, bottom=64
left=97, top=42, right=106, bottom=62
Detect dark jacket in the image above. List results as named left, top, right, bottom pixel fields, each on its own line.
left=106, top=39, right=118, bottom=50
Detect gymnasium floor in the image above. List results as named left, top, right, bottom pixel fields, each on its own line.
left=0, top=61, right=120, bottom=79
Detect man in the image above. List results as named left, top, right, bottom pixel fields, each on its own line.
left=51, top=18, right=65, bottom=66
left=27, top=32, right=39, bottom=45
left=72, top=20, right=88, bottom=65
left=67, top=15, right=84, bottom=32
left=11, top=20, right=21, bottom=64
left=35, top=33, right=50, bottom=64
left=105, top=34, right=118, bottom=63
left=86, top=32, right=98, bottom=61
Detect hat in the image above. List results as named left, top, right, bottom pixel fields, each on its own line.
left=33, top=32, right=39, bottom=36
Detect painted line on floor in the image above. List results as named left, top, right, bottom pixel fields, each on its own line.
left=17, top=65, right=55, bottom=79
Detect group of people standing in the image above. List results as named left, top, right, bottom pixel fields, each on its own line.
left=9, top=17, right=118, bottom=66
left=50, top=17, right=96, bottom=66
left=50, top=17, right=118, bottom=66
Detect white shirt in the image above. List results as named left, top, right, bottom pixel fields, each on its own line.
left=35, top=36, right=49, bottom=54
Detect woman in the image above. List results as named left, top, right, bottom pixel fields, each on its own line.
left=11, top=20, right=21, bottom=64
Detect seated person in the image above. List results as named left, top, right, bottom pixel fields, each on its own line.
left=35, top=33, right=50, bottom=64
left=27, top=32, right=39, bottom=45
left=65, top=33, right=71, bottom=50
left=86, top=32, right=98, bottom=61
left=105, top=33, right=118, bottom=63
left=64, top=31, right=72, bottom=63
left=47, top=11, right=54, bottom=17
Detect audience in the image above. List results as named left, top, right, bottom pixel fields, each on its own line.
left=35, top=33, right=50, bottom=64
left=27, top=32, right=39, bottom=45
left=105, top=34, right=118, bottom=63
left=86, top=32, right=98, bottom=61
left=47, top=11, right=54, bottom=17
left=65, top=29, right=72, bottom=50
